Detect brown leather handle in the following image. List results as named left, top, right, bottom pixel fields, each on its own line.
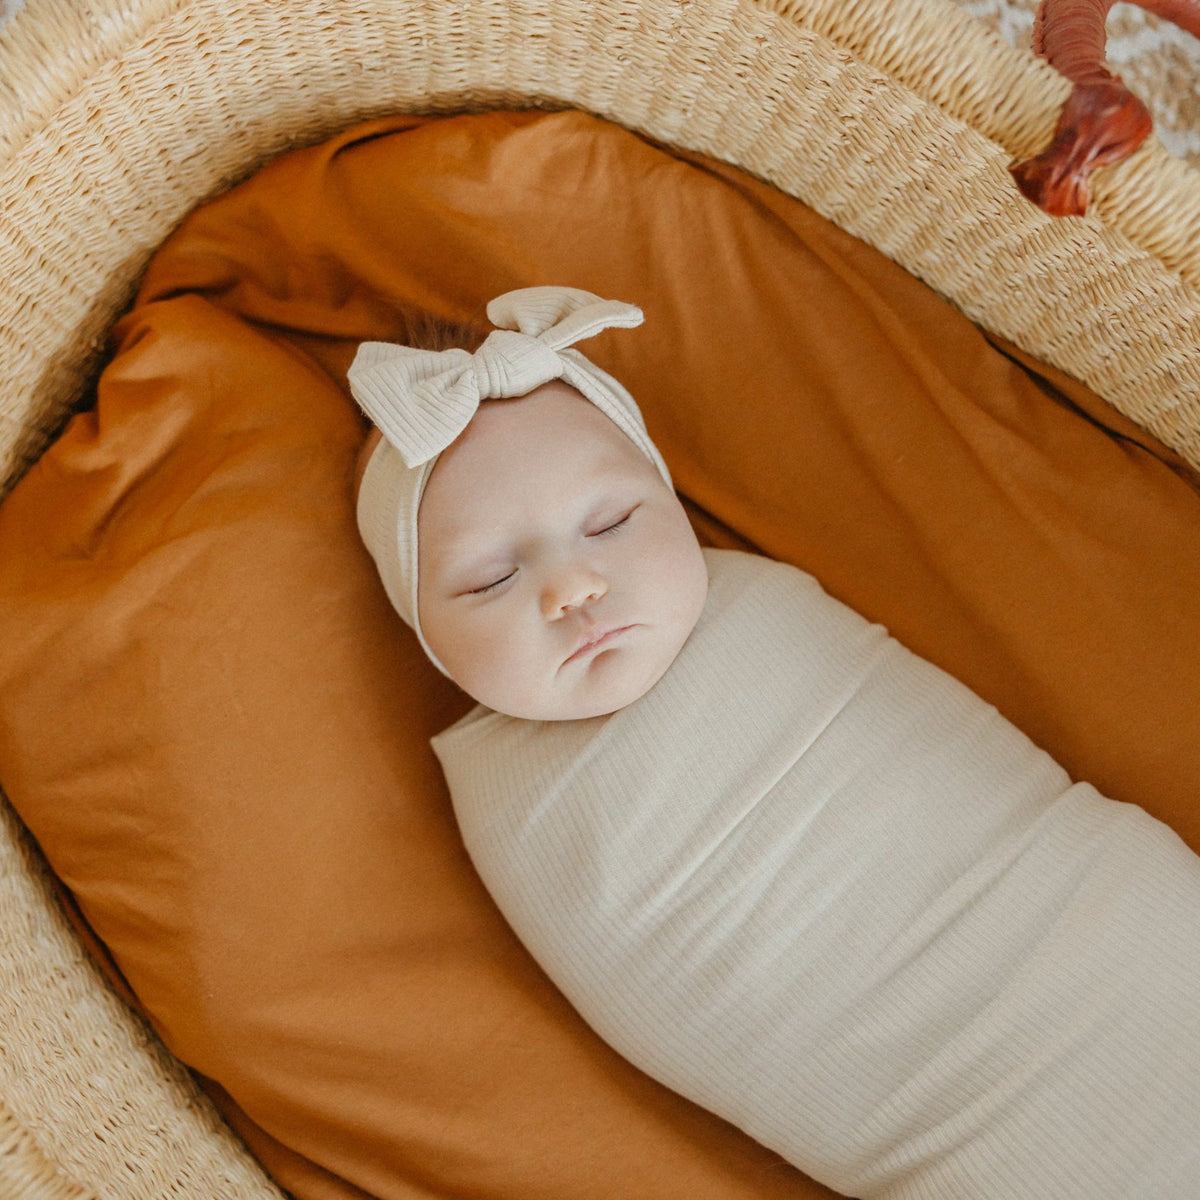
left=1009, top=0, right=1200, bottom=216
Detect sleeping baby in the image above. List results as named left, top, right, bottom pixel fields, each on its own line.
left=350, top=286, right=1200, bottom=1200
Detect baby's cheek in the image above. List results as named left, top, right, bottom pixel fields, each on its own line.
left=460, top=612, right=541, bottom=703
left=650, top=518, right=708, bottom=616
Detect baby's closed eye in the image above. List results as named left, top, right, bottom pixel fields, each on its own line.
left=587, top=505, right=639, bottom=537
left=469, top=570, right=517, bottom=596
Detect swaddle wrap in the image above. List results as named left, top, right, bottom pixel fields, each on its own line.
left=434, top=548, right=1200, bottom=1199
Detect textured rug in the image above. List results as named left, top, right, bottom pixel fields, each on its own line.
left=959, top=0, right=1200, bottom=168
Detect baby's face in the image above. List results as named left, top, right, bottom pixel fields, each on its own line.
left=415, top=381, right=709, bottom=720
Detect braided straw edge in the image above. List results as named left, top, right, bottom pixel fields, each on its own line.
left=767, top=0, right=1200, bottom=284
left=0, top=1102, right=95, bottom=1200
left=7, top=0, right=1192, bottom=287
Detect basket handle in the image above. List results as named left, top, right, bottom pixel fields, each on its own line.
left=1009, top=0, right=1200, bottom=216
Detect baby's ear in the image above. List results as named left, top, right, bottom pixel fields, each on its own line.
left=353, top=427, right=384, bottom=505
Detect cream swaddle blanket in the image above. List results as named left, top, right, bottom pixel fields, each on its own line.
left=434, top=548, right=1200, bottom=1200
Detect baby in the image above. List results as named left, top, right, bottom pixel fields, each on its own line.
left=350, top=287, right=708, bottom=721
left=351, top=287, right=1200, bottom=1199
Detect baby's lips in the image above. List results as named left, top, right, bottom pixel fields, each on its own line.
left=563, top=624, right=635, bottom=666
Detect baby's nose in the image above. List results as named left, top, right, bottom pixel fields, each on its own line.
left=540, top=566, right=608, bottom=619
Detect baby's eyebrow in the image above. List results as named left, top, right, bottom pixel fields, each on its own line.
left=586, top=497, right=636, bottom=521
left=432, top=542, right=515, bottom=592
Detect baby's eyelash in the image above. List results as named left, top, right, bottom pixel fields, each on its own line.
left=470, top=569, right=516, bottom=595
left=591, top=506, right=638, bottom=537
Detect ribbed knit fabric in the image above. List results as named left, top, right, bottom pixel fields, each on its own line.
left=433, top=549, right=1200, bottom=1199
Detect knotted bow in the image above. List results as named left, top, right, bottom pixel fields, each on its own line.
left=349, top=286, right=645, bottom=468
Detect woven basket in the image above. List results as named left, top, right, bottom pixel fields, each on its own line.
left=1, top=0, right=1198, bottom=1195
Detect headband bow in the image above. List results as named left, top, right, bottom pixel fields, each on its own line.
left=350, top=285, right=672, bottom=680
left=349, top=287, right=646, bottom=468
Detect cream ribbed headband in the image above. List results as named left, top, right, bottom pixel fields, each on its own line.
left=351, top=285, right=672, bottom=675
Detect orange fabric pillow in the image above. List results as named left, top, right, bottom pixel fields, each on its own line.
left=1, top=109, right=1199, bottom=1200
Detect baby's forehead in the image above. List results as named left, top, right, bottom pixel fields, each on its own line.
left=451, top=386, right=650, bottom=476
left=418, top=391, right=656, bottom=547
left=471, top=382, right=624, bottom=439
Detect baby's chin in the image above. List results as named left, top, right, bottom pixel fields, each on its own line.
left=493, top=675, right=659, bottom=722
left=543, top=665, right=666, bottom=721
